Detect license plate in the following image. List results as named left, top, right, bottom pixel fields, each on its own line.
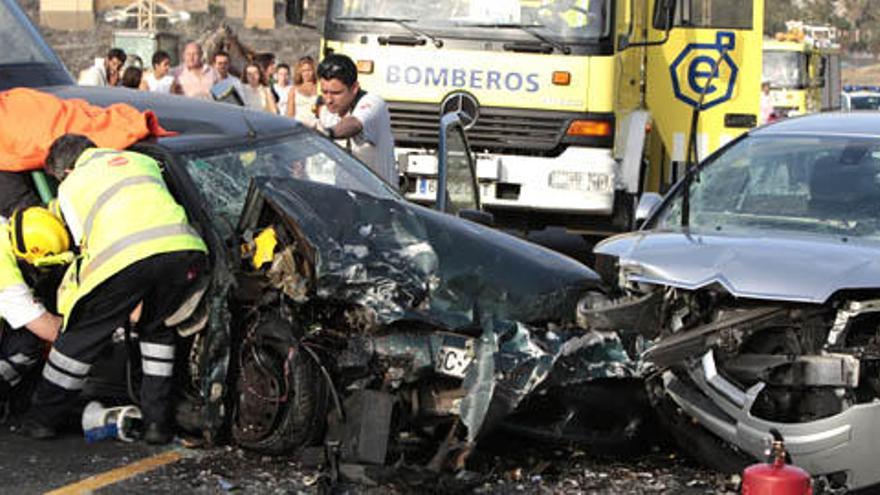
left=417, top=177, right=437, bottom=196
left=434, top=335, right=474, bottom=379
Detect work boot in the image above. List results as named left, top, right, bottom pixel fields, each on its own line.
left=144, top=421, right=173, bottom=445
left=16, top=418, right=56, bottom=440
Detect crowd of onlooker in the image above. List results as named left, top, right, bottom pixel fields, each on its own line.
left=77, top=42, right=398, bottom=189
left=77, top=41, right=320, bottom=127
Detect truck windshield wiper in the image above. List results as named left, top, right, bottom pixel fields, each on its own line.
left=466, top=23, right=572, bottom=55
left=335, top=16, right=444, bottom=48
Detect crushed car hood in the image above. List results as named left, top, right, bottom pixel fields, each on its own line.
left=596, top=231, right=880, bottom=303
left=256, top=177, right=601, bottom=328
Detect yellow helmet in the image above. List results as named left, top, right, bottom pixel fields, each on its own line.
left=10, top=206, right=70, bottom=264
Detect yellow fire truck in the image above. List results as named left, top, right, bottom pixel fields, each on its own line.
left=762, top=28, right=841, bottom=118
left=287, top=0, right=764, bottom=233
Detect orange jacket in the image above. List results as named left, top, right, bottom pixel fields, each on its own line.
left=0, top=88, right=173, bottom=172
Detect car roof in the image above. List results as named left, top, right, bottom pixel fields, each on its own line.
left=42, top=85, right=304, bottom=151
left=752, top=112, right=880, bottom=138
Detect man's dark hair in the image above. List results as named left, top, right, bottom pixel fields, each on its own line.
left=213, top=50, right=230, bottom=63
left=45, top=134, right=97, bottom=179
left=152, top=50, right=171, bottom=68
left=107, top=48, right=127, bottom=64
left=121, top=66, right=142, bottom=89
left=317, top=54, right=357, bottom=87
left=255, top=52, right=275, bottom=71
left=277, top=62, right=290, bottom=73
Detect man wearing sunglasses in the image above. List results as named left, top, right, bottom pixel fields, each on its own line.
left=316, top=54, right=398, bottom=190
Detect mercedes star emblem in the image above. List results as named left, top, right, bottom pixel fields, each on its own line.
left=440, top=92, right=480, bottom=130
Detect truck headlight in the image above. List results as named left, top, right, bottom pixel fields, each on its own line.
left=548, top=171, right=612, bottom=192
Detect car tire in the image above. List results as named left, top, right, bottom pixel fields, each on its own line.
left=650, top=376, right=753, bottom=473
left=231, top=317, right=328, bottom=455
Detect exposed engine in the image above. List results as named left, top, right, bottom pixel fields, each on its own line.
left=579, top=275, right=880, bottom=492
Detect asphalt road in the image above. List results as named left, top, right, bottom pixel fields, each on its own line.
left=0, top=420, right=740, bottom=494
left=0, top=423, right=168, bottom=494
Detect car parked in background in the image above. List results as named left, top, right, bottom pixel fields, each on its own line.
left=841, top=91, right=880, bottom=111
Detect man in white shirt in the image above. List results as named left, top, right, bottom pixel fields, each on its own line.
left=173, top=41, right=219, bottom=100
left=212, top=50, right=242, bottom=91
left=316, top=54, right=398, bottom=189
left=78, top=48, right=127, bottom=87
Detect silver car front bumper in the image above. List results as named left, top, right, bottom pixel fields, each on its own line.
left=663, top=350, right=880, bottom=491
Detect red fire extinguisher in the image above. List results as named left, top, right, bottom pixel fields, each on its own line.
left=741, top=429, right=812, bottom=495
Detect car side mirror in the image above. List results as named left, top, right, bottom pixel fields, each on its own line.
left=634, top=192, right=663, bottom=227
left=285, top=0, right=305, bottom=25
left=459, top=208, right=494, bottom=227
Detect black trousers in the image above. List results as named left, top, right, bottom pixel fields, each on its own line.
left=30, top=250, right=206, bottom=427
left=0, top=322, right=43, bottom=398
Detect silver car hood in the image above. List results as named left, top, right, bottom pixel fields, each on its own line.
left=595, top=231, right=880, bottom=303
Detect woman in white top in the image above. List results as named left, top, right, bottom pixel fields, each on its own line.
left=139, top=50, right=176, bottom=94
left=273, top=63, right=294, bottom=116
left=240, top=63, right=278, bottom=113
left=287, top=56, right=319, bottom=128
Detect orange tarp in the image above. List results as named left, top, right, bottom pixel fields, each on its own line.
left=0, top=88, right=173, bottom=172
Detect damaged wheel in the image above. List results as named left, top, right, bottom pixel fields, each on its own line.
left=649, top=374, right=752, bottom=473
left=231, top=317, right=328, bottom=455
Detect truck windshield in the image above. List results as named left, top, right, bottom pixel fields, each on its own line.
left=763, top=51, right=808, bottom=89
left=330, top=0, right=611, bottom=42
left=0, top=0, right=56, bottom=65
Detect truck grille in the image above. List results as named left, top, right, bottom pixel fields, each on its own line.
left=389, top=102, right=572, bottom=156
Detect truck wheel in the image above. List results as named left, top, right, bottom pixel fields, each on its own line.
left=231, top=318, right=328, bottom=455
left=612, top=192, right=636, bottom=232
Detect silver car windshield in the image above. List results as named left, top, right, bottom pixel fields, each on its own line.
left=654, top=134, right=880, bottom=239
left=183, top=132, right=399, bottom=238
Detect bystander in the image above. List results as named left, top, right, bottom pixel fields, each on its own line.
left=174, top=42, right=218, bottom=99
left=78, top=48, right=126, bottom=87
left=141, top=51, right=175, bottom=94
left=317, top=54, right=397, bottom=188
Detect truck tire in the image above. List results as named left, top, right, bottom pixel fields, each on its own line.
left=231, top=318, right=328, bottom=455
left=612, top=192, right=636, bottom=232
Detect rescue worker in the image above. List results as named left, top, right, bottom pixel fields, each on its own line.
left=20, top=134, right=208, bottom=445
left=0, top=207, right=68, bottom=409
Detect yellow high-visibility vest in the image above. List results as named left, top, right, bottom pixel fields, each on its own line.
left=0, top=220, right=25, bottom=293
left=56, top=148, right=207, bottom=319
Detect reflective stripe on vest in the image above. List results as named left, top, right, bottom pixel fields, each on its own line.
left=80, top=223, right=201, bottom=279
left=82, top=175, right=166, bottom=242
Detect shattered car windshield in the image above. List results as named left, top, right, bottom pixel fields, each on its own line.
left=182, top=132, right=399, bottom=238
left=654, top=134, right=880, bottom=239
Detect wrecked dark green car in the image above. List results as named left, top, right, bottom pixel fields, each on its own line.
left=2, top=0, right=649, bottom=473
left=33, top=86, right=644, bottom=470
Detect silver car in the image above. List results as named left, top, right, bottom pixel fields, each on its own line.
left=583, top=112, right=880, bottom=493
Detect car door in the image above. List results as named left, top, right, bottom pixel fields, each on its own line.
left=436, top=112, right=494, bottom=226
